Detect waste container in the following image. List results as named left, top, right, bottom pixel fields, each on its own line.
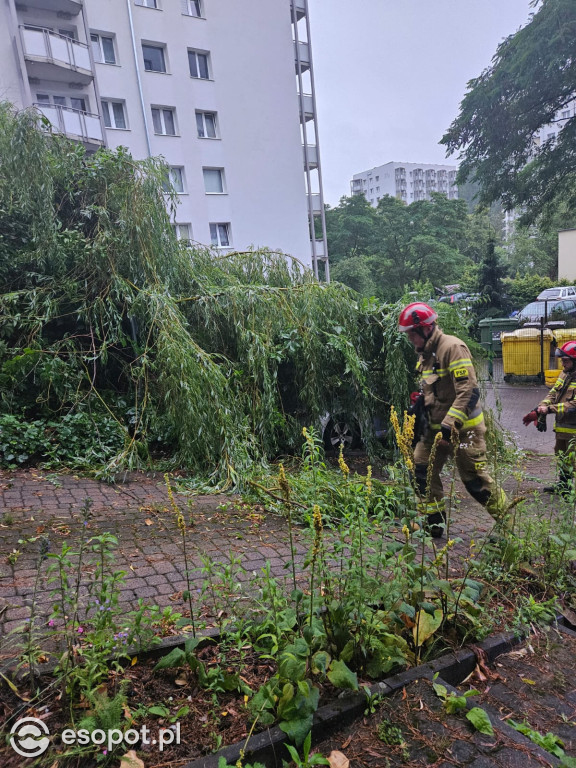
left=553, top=328, right=576, bottom=367
left=501, top=327, right=553, bottom=376
left=479, top=317, right=519, bottom=355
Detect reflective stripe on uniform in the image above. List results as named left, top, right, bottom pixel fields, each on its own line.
left=462, top=412, right=484, bottom=429
left=554, top=425, right=576, bottom=434
left=448, top=358, right=473, bottom=371
left=448, top=406, right=468, bottom=422
left=430, top=412, right=484, bottom=431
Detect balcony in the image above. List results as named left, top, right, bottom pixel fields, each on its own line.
left=291, top=0, right=306, bottom=20
left=295, top=41, right=310, bottom=72
left=35, top=102, right=104, bottom=147
left=21, top=26, right=93, bottom=84
left=299, top=93, right=314, bottom=122
left=312, top=239, right=325, bottom=258
left=309, top=193, right=322, bottom=214
left=25, top=0, right=82, bottom=13
left=304, top=144, right=318, bottom=169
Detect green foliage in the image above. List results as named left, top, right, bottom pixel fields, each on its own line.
left=466, top=707, right=494, bottom=736
left=442, top=0, right=576, bottom=225
left=509, top=720, right=568, bottom=759
left=0, top=102, right=409, bottom=482
left=433, top=678, right=493, bottom=734
left=503, top=274, right=554, bottom=307
left=0, top=411, right=125, bottom=468
left=325, top=193, right=478, bottom=301
left=285, top=731, right=330, bottom=767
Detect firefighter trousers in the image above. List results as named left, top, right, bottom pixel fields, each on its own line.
left=413, top=423, right=506, bottom=520
left=553, top=433, right=576, bottom=491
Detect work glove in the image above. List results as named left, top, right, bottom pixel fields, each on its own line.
left=522, top=410, right=538, bottom=426
left=440, top=425, right=452, bottom=442
left=409, top=391, right=421, bottom=406
left=536, top=413, right=547, bottom=432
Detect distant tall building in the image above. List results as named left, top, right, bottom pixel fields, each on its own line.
left=351, top=161, right=458, bottom=207
left=502, top=99, right=576, bottom=242
left=0, top=0, right=329, bottom=278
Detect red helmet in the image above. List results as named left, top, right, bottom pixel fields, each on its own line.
left=555, top=340, right=576, bottom=359
left=398, top=302, right=438, bottom=332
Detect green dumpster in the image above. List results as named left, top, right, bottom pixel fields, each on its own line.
left=479, top=317, right=519, bottom=355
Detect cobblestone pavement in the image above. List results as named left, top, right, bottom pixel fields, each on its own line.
left=0, top=383, right=560, bottom=645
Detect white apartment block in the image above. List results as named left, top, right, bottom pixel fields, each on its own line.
left=0, top=0, right=329, bottom=278
left=503, top=99, right=576, bottom=242
left=351, top=162, right=458, bottom=207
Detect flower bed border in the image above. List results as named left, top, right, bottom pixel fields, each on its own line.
left=181, top=619, right=576, bottom=768
left=7, top=619, right=575, bottom=767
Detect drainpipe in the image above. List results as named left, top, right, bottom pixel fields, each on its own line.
left=126, top=0, right=152, bottom=157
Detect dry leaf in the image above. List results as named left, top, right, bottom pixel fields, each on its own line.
left=120, top=751, right=145, bottom=768
left=327, top=750, right=349, bottom=768
left=174, top=677, right=187, bottom=686
left=145, top=519, right=153, bottom=526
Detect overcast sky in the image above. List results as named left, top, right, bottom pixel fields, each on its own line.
left=307, top=0, right=535, bottom=206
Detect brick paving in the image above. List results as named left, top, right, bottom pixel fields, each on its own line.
left=0, top=382, right=560, bottom=650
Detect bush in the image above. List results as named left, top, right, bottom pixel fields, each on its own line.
left=0, top=411, right=125, bottom=469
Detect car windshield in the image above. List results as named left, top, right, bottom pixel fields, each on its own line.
left=518, top=301, right=555, bottom=318
left=539, top=289, right=561, bottom=299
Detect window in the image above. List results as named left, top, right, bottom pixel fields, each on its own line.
left=375, top=175, right=379, bottom=181
left=37, top=94, right=87, bottom=111
left=91, top=33, right=116, bottom=64
left=210, top=223, right=230, bottom=247
left=135, top=0, right=157, bottom=7
left=185, top=0, right=202, bottom=16
left=152, top=107, right=176, bottom=135
left=195, top=111, right=217, bottom=138
left=203, top=167, right=225, bottom=194
left=143, top=44, right=166, bottom=72
left=163, top=167, right=185, bottom=193
left=101, top=100, right=127, bottom=129
left=173, top=223, right=191, bottom=241
left=58, top=28, right=77, bottom=39
left=562, top=110, right=570, bottom=119
left=188, top=50, right=209, bottom=79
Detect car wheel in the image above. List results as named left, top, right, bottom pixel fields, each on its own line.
left=323, top=416, right=361, bottom=451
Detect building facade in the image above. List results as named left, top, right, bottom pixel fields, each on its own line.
left=0, top=0, right=329, bottom=277
left=351, top=161, right=458, bottom=207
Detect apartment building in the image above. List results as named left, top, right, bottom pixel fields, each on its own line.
left=0, top=0, right=329, bottom=278
left=351, top=161, right=458, bottom=207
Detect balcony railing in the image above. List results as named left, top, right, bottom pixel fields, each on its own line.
left=304, top=144, right=318, bottom=169
left=35, top=102, right=104, bottom=145
left=309, top=193, right=322, bottom=214
left=295, top=41, right=310, bottom=72
left=312, top=239, right=325, bottom=258
left=299, top=93, right=314, bottom=122
left=21, top=26, right=93, bottom=80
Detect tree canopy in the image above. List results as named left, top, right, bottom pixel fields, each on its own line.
left=0, top=103, right=418, bottom=484
left=441, top=0, right=576, bottom=225
left=326, top=194, right=491, bottom=301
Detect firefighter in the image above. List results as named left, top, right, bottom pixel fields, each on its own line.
left=398, top=302, right=507, bottom=537
left=534, top=340, right=576, bottom=495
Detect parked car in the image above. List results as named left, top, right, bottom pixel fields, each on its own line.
left=438, top=292, right=480, bottom=304
left=516, top=299, right=576, bottom=324
left=537, top=286, right=576, bottom=301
